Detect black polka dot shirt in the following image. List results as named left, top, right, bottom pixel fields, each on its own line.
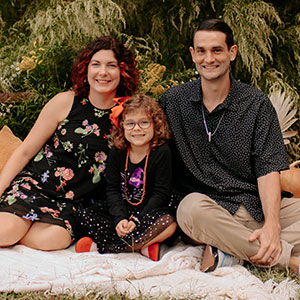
left=159, top=75, right=289, bottom=222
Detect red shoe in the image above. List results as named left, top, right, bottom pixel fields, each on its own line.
left=75, top=237, right=97, bottom=253
left=140, top=242, right=160, bottom=261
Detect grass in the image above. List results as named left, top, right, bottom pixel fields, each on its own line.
left=1, top=267, right=300, bottom=300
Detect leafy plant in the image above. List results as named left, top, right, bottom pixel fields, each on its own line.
left=269, top=90, right=298, bottom=145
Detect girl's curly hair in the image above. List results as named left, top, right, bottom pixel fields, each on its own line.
left=111, top=94, right=171, bottom=150
left=71, top=36, right=139, bottom=98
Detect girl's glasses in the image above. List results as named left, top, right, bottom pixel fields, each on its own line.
left=123, top=119, right=152, bottom=130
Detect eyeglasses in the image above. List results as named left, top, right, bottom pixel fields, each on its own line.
left=123, top=119, right=152, bottom=130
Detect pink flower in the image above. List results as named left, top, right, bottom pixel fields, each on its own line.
left=98, top=165, right=106, bottom=172
left=21, top=183, right=31, bottom=190
left=54, top=137, right=59, bottom=148
left=55, top=171, right=61, bottom=177
left=64, top=220, right=72, bottom=229
left=92, top=124, right=99, bottom=130
left=46, top=151, right=53, bottom=158
left=40, top=207, right=48, bottom=213
left=65, top=191, right=74, bottom=199
left=82, top=120, right=88, bottom=126
left=61, top=129, right=67, bottom=135
left=62, top=168, right=74, bottom=181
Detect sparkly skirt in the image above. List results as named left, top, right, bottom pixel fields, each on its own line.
left=76, top=204, right=176, bottom=253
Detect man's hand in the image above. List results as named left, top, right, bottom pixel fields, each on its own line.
left=248, top=222, right=281, bottom=265
left=250, top=171, right=282, bottom=265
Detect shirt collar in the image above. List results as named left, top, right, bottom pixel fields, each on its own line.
left=189, top=74, right=239, bottom=112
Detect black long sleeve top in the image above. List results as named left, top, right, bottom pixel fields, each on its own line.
left=106, top=144, right=172, bottom=226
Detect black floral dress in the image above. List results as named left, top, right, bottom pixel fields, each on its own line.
left=0, top=96, right=112, bottom=239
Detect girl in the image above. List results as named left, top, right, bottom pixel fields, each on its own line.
left=76, top=94, right=177, bottom=260
left=0, top=36, right=139, bottom=250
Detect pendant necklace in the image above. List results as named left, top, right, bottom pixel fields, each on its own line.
left=124, top=147, right=150, bottom=206
left=201, top=104, right=225, bottom=142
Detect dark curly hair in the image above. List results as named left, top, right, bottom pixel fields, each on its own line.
left=71, top=36, right=139, bottom=98
left=111, top=94, right=171, bottom=150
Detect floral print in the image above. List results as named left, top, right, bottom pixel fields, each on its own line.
left=0, top=96, right=112, bottom=239
left=75, top=119, right=100, bottom=138
left=54, top=167, right=74, bottom=193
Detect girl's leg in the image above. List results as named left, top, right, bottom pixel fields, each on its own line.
left=142, top=221, right=177, bottom=249
left=0, top=212, right=32, bottom=247
left=19, top=222, right=72, bottom=251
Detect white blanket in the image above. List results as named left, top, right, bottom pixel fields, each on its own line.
left=0, top=242, right=298, bottom=299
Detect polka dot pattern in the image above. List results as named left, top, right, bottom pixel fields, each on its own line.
left=159, top=75, right=289, bottom=222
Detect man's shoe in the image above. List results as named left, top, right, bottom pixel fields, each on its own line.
left=201, top=244, right=243, bottom=272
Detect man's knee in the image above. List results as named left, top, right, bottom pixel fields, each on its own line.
left=177, top=192, right=216, bottom=230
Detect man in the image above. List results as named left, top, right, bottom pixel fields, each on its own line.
left=159, top=18, right=300, bottom=274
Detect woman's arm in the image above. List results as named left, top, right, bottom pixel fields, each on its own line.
left=0, top=91, right=75, bottom=196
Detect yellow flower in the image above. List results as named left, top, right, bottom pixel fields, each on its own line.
left=19, top=56, right=37, bottom=72
left=150, top=85, right=167, bottom=95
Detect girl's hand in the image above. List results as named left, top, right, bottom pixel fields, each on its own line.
left=127, top=221, right=136, bottom=233
left=115, top=219, right=130, bottom=237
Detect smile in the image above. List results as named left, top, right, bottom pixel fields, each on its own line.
left=202, top=65, right=219, bottom=69
left=132, top=134, right=146, bottom=137
left=96, top=79, right=111, bottom=84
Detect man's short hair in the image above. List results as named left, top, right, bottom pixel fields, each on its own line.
left=192, top=19, right=234, bottom=49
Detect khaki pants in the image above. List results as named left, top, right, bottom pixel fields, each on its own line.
left=177, top=193, right=300, bottom=267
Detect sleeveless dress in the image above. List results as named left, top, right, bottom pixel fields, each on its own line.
left=0, top=96, right=112, bottom=239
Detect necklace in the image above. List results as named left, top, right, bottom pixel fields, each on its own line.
left=201, top=104, right=225, bottom=142
left=124, top=147, right=151, bottom=206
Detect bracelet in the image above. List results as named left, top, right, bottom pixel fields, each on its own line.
left=129, top=214, right=140, bottom=224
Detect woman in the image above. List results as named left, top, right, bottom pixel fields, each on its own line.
left=0, top=36, right=139, bottom=251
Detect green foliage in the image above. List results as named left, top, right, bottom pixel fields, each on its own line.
left=224, top=0, right=281, bottom=85
left=0, top=0, right=300, bottom=160
left=115, top=0, right=211, bottom=69
left=27, top=0, right=125, bottom=50
left=0, top=93, right=55, bottom=140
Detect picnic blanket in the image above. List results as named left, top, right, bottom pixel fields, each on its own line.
left=0, top=242, right=299, bottom=299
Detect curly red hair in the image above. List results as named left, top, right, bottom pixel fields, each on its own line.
left=71, top=36, right=139, bottom=97
left=111, top=94, right=171, bottom=150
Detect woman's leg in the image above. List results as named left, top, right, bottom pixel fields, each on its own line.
left=142, top=222, right=177, bottom=248
left=0, top=212, right=32, bottom=247
left=19, top=222, right=72, bottom=251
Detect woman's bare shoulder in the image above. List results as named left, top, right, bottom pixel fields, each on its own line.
left=43, top=91, right=76, bottom=122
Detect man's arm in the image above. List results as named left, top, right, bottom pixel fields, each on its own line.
left=248, top=171, right=282, bottom=265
